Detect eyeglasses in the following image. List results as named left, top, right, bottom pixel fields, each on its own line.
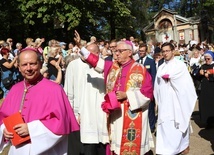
left=205, top=58, right=211, bottom=60
left=162, top=50, right=171, bottom=53
left=109, top=46, right=116, bottom=48
left=114, top=49, right=129, bottom=53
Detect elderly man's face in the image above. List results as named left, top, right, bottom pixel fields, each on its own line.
left=115, top=43, right=132, bottom=64
left=18, top=51, right=42, bottom=83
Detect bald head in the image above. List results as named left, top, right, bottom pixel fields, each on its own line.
left=18, top=48, right=43, bottom=64
left=86, top=43, right=100, bottom=56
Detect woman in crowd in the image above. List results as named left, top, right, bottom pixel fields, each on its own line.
left=190, top=48, right=202, bottom=96
left=47, top=46, right=64, bottom=85
left=66, top=42, right=74, bottom=56
left=0, top=48, right=18, bottom=98
left=35, top=38, right=45, bottom=54
left=43, top=39, right=58, bottom=65
left=42, top=62, right=62, bottom=85
left=101, top=41, right=110, bottom=59
left=198, top=51, right=214, bottom=128
left=190, top=48, right=201, bottom=67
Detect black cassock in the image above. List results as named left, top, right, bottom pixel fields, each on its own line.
left=198, top=63, right=214, bottom=124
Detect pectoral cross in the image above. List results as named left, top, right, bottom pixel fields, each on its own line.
left=20, top=83, right=33, bottom=112
left=116, top=83, right=121, bottom=90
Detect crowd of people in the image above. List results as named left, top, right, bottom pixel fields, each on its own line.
left=0, top=32, right=213, bottom=155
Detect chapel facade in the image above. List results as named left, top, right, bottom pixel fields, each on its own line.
left=143, top=8, right=214, bottom=44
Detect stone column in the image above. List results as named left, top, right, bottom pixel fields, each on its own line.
left=193, top=24, right=199, bottom=43
left=173, top=15, right=178, bottom=43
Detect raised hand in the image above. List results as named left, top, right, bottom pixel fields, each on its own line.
left=55, top=62, right=61, bottom=70
left=74, top=30, right=81, bottom=48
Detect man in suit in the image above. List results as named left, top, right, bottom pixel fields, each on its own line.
left=105, top=39, right=117, bottom=61
left=158, top=57, right=164, bottom=67
left=137, top=43, right=157, bottom=133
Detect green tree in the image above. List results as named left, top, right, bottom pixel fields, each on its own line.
left=0, top=1, right=26, bottom=42
left=0, top=0, right=153, bottom=43
left=203, top=0, right=214, bottom=16
left=16, top=0, right=150, bottom=40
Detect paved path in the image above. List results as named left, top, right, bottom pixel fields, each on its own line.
left=188, top=102, right=214, bottom=155
left=0, top=101, right=214, bottom=155
left=151, top=102, right=214, bottom=155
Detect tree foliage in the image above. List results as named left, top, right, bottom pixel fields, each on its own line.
left=0, top=0, right=213, bottom=43
left=14, top=0, right=146, bottom=40
left=203, top=0, right=214, bottom=17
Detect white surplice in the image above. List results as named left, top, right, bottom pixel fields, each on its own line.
left=0, top=120, right=67, bottom=155
left=154, top=58, right=197, bottom=154
left=64, top=58, right=109, bottom=144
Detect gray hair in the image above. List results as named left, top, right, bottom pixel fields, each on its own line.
left=117, top=41, right=133, bottom=52
left=16, top=43, right=22, bottom=48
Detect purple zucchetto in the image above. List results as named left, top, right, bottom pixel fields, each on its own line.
left=125, top=40, right=133, bottom=48
left=20, top=47, right=40, bottom=53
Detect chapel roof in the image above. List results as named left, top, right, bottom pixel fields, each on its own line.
left=143, top=8, right=200, bottom=32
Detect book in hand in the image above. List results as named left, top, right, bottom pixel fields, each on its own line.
left=3, top=112, right=30, bottom=146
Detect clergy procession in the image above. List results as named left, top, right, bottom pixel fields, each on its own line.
left=0, top=30, right=213, bottom=155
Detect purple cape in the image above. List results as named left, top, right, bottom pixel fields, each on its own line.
left=0, top=77, right=79, bottom=135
